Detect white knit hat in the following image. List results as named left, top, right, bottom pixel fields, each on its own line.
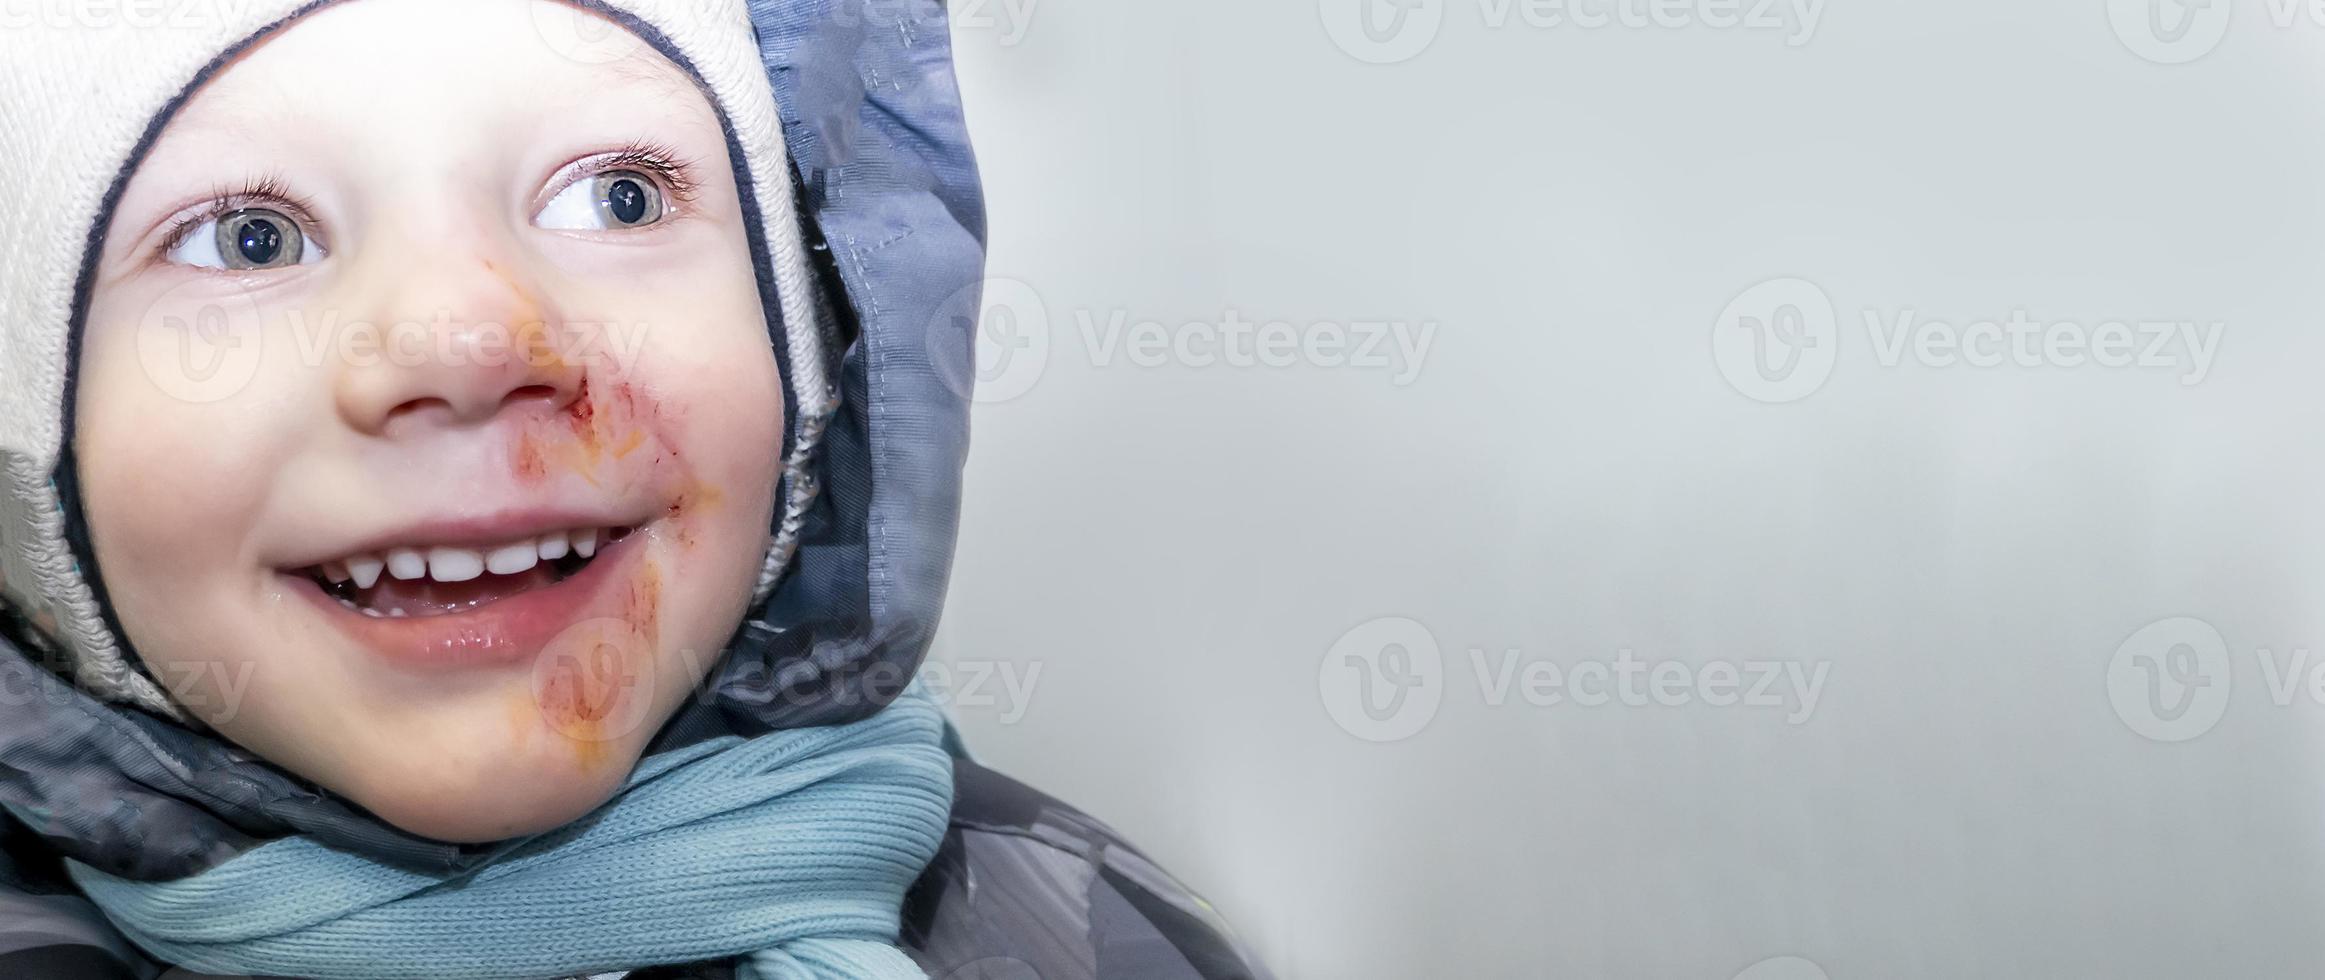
left=0, top=0, right=832, bottom=718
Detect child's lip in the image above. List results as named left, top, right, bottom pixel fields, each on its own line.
left=285, top=522, right=642, bottom=671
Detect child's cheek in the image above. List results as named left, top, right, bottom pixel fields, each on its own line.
left=521, top=556, right=662, bottom=768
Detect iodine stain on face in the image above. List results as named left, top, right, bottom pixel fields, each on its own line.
left=480, top=257, right=584, bottom=380
left=532, top=628, right=635, bottom=770
left=512, top=434, right=548, bottom=482
left=480, top=256, right=656, bottom=490
left=527, top=557, right=664, bottom=770
left=623, top=557, right=662, bottom=644
left=665, top=480, right=725, bottom=549
left=510, top=374, right=664, bottom=489
left=506, top=370, right=731, bottom=559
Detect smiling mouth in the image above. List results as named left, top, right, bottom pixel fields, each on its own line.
left=295, top=525, right=636, bottom=618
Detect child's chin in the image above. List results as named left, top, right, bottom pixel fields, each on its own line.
left=349, top=746, right=641, bottom=844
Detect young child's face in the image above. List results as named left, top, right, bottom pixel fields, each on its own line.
left=72, top=0, right=784, bottom=842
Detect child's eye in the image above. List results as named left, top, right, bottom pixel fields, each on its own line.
left=535, top=169, right=668, bottom=231
left=166, top=207, right=326, bottom=271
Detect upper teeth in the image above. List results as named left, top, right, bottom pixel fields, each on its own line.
left=322, top=528, right=606, bottom=588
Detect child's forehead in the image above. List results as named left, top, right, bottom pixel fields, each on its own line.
left=154, top=10, right=706, bottom=152
left=181, top=0, right=697, bottom=117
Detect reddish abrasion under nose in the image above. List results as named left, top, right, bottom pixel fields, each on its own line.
left=513, top=434, right=548, bottom=482
left=483, top=257, right=649, bottom=487
left=507, top=374, right=727, bottom=555
left=510, top=375, right=660, bottom=488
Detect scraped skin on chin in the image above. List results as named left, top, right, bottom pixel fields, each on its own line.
left=70, top=0, right=781, bottom=842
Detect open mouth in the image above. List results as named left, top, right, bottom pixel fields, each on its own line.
left=295, top=525, right=636, bottom=619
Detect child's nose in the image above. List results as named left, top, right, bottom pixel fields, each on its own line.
left=332, top=258, right=585, bottom=436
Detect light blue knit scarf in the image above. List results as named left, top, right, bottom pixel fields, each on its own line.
left=67, top=685, right=955, bottom=980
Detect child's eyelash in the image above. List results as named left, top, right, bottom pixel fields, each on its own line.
left=151, top=142, right=700, bottom=261
left=156, top=175, right=322, bottom=258
left=590, top=139, right=702, bottom=205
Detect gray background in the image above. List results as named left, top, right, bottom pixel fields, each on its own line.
left=931, top=1, right=2325, bottom=977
